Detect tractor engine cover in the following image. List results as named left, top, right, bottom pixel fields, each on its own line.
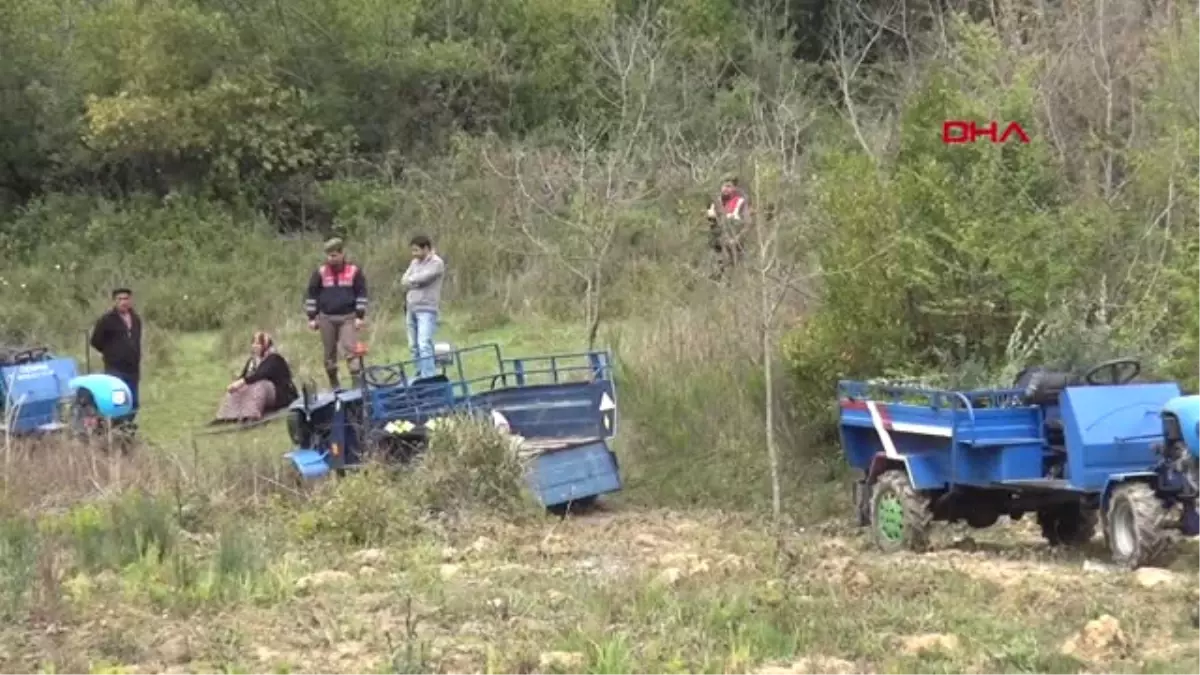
left=1162, top=395, right=1200, bottom=459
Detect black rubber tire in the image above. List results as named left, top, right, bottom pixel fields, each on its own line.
left=966, top=510, right=1000, bottom=529
left=1106, top=482, right=1173, bottom=569
left=852, top=478, right=871, bottom=526
left=868, top=469, right=932, bottom=553
left=1037, top=502, right=1098, bottom=546
left=547, top=495, right=597, bottom=517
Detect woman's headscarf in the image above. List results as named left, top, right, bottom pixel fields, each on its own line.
left=248, top=331, right=276, bottom=371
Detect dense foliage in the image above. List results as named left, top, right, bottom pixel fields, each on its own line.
left=1, top=1, right=1195, bottom=468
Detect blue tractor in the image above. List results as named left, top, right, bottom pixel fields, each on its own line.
left=839, top=357, right=1198, bottom=568
left=1, top=345, right=135, bottom=443
left=282, top=343, right=623, bottom=512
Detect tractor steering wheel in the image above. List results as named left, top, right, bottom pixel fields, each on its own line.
left=1083, top=357, right=1142, bottom=386
left=12, top=347, right=49, bottom=364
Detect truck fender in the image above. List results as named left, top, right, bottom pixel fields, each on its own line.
left=1100, top=472, right=1157, bottom=512
left=866, top=452, right=911, bottom=485
left=68, top=374, right=133, bottom=420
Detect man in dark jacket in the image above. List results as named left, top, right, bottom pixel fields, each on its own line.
left=304, top=238, right=368, bottom=389
left=89, top=287, right=143, bottom=432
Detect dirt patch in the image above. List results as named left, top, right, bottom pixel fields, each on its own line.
left=1060, top=615, right=1130, bottom=663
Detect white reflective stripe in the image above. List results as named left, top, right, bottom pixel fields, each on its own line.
left=890, top=422, right=954, bottom=437
left=865, top=400, right=900, bottom=459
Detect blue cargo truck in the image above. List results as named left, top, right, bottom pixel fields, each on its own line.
left=838, top=357, right=1199, bottom=568
left=282, top=343, right=622, bottom=512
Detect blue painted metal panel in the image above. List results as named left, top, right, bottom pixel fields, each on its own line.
left=369, top=375, right=458, bottom=424
left=906, top=454, right=949, bottom=491
left=1062, top=383, right=1182, bottom=491
left=1163, top=394, right=1200, bottom=459
left=470, top=380, right=616, bottom=441
left=528, top=440, right=622, bottom=506
left=997, top=443, right=1045, bottom=481
left=286, top=449, right=332, bottom=479
left=69, top=374, right=134, bottom=419
left=1, top=357, right=78, bottom=433
left=838, top=380, right=1048, bottom=489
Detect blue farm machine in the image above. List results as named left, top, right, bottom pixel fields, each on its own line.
left=282, top=343, right=623, bottom=513
left=1, top=345, right=135, bottom=444
left=839, top=357, right=1199, bottom=568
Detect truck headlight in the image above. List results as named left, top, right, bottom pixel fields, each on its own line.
left=111, top=390, right=128, bottom=406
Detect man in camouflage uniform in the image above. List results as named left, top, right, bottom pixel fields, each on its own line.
left=704, top=174, right=751, bottom=280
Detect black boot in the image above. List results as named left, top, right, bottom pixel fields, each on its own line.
left=326, top=368, right=341, bottom=390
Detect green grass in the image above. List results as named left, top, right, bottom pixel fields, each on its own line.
left=3, top=498, right=1198, bottom=673
left=2, top=313, right=1197, bottom=674
left=128, top=310, right=588, bottom=443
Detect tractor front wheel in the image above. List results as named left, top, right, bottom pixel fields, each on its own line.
left=869, top=469, right=932, bottom=553
left=1036, top=502, right=1098, bottom=546
left=1106, top=482, right=1172, bottom=569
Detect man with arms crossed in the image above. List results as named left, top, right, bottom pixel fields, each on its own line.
left=305, top=238, right=368, bottom=390
left=401, top=234, right=445, bottom=379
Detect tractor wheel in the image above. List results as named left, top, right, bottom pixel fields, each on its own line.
left=1106, top=482, right=1173, bottom=569
left=1036, top=503, right=1098, bottom=546
left=852, top=478, right=871, bottom=526
left=868, top=469, right=932, bottom=553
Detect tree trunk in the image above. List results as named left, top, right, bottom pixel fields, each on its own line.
left=761, top=265, right=782, bottom=524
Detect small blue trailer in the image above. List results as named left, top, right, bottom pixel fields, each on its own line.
left=283, top=343, right=622, bottom=512
left=839, top=357, right=1198, bottom=568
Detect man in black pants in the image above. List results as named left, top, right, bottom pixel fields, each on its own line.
left=89, top=287, right=143, bottom=441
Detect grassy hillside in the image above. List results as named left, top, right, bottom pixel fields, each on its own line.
left=1, top=310, right=1197, bottom=673
left=1, top=2, right=1198, bottom=672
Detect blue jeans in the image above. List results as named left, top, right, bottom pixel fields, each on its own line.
left=406, top=309, right=438, bottom=379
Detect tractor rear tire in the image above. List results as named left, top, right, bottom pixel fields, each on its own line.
left=869, top=469, right=932, bottom=553
left=1037, top=503, right=1098, bottom=546
left=1106, top=482, right=1173, bottom=569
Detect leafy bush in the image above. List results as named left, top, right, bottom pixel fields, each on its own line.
left=415, top=416, right=537, bottom=518
left=293, top=467, right=421, bottom=547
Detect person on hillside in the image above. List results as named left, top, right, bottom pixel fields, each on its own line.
left=89, top=287, right=142, bottom=437
left=400, top=234, right=446, bottom=379
left=704, top=174, right=751, bottom=280
left=304, top=238, right=368, bottom=390
left=212, top=331, right=299, bottom=423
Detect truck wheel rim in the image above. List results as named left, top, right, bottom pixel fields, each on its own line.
left=1112, top=501, right=1136, bottom=557
left=878, top=494, right=904, bottom=542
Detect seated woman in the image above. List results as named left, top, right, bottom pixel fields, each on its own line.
left=213, top=331, right=299, bottom=423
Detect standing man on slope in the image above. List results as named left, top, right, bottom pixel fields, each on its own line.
left=401, top=234, right=445, bottom=379
left=305, top=238, right=368, bottom=390
left=704, top=173, right=751, bottom=280
left=89, top=287, right=143, bottom=440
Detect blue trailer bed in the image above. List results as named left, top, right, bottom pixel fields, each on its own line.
left=284, top=343, right=622, bottom=510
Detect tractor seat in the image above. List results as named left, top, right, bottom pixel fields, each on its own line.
left=1013, top=367, right=1077, bottom=446
left=1013, top=367, right=1078, bottom=407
